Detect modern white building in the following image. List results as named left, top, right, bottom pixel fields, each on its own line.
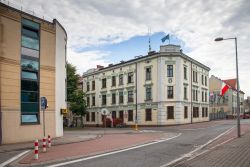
left=82, top=45, right=210, bottom=126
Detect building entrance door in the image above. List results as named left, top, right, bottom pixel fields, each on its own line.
left=119, top=110, right=124, bottom=123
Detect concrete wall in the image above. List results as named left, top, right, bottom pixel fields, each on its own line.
left=55, top=21, right=67, bottom=137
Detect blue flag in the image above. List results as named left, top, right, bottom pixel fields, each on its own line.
left=161, top=34, right=170, bottom=43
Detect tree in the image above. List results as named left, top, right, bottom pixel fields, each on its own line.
left=67, top=62, right=87, bottom=127
left=69, top=90, right=87, bottom=126
left=67, top=63, right=79, bottom=102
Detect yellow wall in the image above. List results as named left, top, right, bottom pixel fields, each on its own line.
left=0, top=5, right=57, bottom=144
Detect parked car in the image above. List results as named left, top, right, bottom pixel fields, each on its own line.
left=113, top=118, right=126, bottom=128
left=241, top=114, right=250, bottom=119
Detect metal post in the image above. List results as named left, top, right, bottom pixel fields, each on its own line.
left=43, top=109, right=45, bottom=137
left=235, top=37, right=241, bottom=137
left=215, top=37, right=241, bottom=137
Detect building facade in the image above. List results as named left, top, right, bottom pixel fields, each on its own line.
left=82, top=45, right=210, bottom=126
left=0, top=2, right=67, bottom=144
left=209, top=75, right=244, bottom=119
left=244, top=97, right=250, bottom=114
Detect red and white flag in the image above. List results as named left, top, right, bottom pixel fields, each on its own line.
left=220, top=82, right=230, bottom=96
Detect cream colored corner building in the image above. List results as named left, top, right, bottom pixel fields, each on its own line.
left=0, top=3, right=67, bottom=144
left=82, top=45, right=210, bottom=126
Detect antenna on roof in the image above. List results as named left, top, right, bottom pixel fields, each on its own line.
left=148, top=27, right=151, bottom=52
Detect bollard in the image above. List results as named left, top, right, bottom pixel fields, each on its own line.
left=48, top=135, right=51, bottom=148
left=42, top=137, right=46, bottom=152
left=34, top=139, right=39, bottom=160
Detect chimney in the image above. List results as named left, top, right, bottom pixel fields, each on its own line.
left=96, top=65, right=104, bottom=69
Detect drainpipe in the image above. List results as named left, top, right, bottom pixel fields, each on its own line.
left=135, top=62, right=138, bottom=130
left=191, top=61, right=193, bottom=124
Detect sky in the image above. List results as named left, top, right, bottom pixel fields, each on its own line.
left=11, top=0, right=250, bottom=97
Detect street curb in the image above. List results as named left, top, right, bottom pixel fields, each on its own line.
left=0, top=134, right=102, bottom=153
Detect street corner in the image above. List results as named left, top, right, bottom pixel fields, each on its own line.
left=16, top=131, right=174, bottom=166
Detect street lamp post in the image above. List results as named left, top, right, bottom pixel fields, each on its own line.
left=215, top=37, right=241, bottom=137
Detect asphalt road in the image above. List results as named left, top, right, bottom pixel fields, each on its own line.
left=0, top=150, right=26, bottom=166
left=45, top=120, right=242, bottom=167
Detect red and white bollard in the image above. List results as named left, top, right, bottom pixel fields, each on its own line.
left=48, top=135, right=51, bottom=148
left=34, top=139, right=39, bottom=160
left=42, top=137, right=47, bottom=152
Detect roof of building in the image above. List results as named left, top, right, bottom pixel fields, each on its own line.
left=223, top=78, right=245, bottom=94
left=83, top=45, right=210, bottom=77
left=223, top=79, right=237, bottom=89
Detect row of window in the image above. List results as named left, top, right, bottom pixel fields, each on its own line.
left=87, top=72, right=134, bottom=91
left=87, top=90, right=132, bottom=106
left=86, top=65, right=175, bottom=91
left=192, top=71, right=208, bottom=86
left=87, top=64, right=208, bottom=92
left=87, top=87, right=209, bottom=106
left=87, top=86, right=153, bottom=107
left=202, top=91, right=208, bottom=102
left=102, top=90, right=134, bottom=105
left=21, top=18, right=40, bottom=124
left=86, top=107, right=208, bottom=122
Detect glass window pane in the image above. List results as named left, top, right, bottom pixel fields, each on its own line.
left=22, top=18, right=39, bottom=30
left=21, top=91, right=38, bottom=102
left=21, top=36, right=39, bottom=50
left=21, top=114, right=38, bottom=123
left=22, top=27, right=39, bottom=39
left=21, top=102, right=39, bottom=113
left=21, top=58, right=38, bottom=71
left=22, top=71, right=38, bottom=80
left=21, top=80, right=38, bottom=91
left=21, top=47, right=39, bottom=58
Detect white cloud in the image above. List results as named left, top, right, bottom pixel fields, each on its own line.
left=15, top=0, right=250, bottom=96
left=67, top=49, right=110, bottom=75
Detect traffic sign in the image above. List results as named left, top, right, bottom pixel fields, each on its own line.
left=100, top=108, right=110, bottom=115
left=41, top=97, right=48, bottom=110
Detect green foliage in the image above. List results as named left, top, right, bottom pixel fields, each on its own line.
left=69, top=90, right=87, bottom=116
left=67, top=63, right=79, bottom=102
left=67, top=62, right=86, bottom=116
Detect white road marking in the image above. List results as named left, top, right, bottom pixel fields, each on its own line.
left=139, top=130, right=162, bottom=133
left=0, top=150, right=30, bottom=167
left=181, top=125, right=218, bottom=130
left=187, top=137, right=235, bottom=161
left=159, top=126, right=235, bottom=167
left=139, top=130, right=163, bottom=133
left=47, top=133, right=182, bottom=167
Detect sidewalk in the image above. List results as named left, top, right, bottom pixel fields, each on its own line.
left=17, top=131, right=171, bottom=166
left=0, top=128, right=142, bottom=153
left=0, top=133, right=100, bottom=153
left=176, top=125, right=250, bottom=167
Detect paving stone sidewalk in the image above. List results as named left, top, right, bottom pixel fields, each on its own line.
left=0, top=128, right=143, bottom=153
left=17, top=132, right=171, bottom=166
left=176, top=130, right=250, bottom=167
left=0, top=133, right=99, bottom=153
